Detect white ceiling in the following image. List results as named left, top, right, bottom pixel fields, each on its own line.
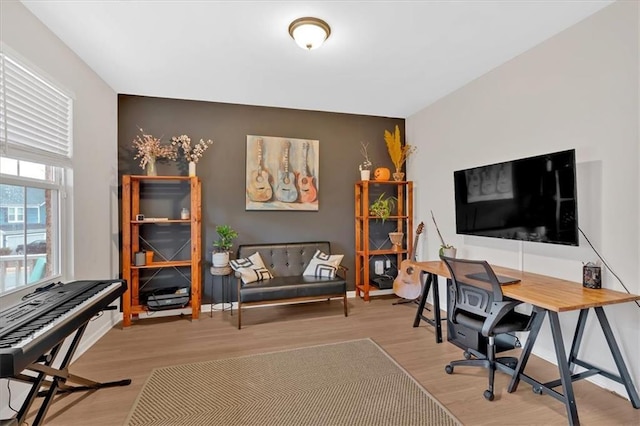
left=21, top=0, right=614, bottom=118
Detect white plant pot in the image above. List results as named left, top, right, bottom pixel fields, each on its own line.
left=212, top=251, right=230, bottom=267
left=440, top=247, right=457, bottom=258
left=360, top=170, right=371, bottom=181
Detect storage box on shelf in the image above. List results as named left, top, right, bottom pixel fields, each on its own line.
left=354, top=180, right=413, bottom=301
left=121, top=175, right=202, bottom=326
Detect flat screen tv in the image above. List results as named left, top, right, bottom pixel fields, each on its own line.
left=454, top=149, right=578, bottom=246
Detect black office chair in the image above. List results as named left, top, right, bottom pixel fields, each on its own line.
left=441, top=256, right=533, bottom=401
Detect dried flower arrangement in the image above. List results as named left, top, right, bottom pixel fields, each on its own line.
left=359, top=141, right=373, bottom=171
left=132, top=128, right=177, bottom=170
left=384, top=125, right=416, bottom=172
left=171, top=135, right=214, bottom=164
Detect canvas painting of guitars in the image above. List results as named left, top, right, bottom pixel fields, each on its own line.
left=392, top=222, right=425, bottom=300
left=246, top=138, right=273, bottom=202
left=296, top=141, right=317, bottom=203
left=246, top=135, right=319, bottom=211
left=275, top=140, right=298, bottom=203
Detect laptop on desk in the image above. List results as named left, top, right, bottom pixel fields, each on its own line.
left=465, top=272, right=521, bottom=285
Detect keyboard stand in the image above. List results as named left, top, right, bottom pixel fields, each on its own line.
left=10, top=322, right=131, bottom=426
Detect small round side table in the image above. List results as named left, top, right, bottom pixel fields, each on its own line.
left=210, top=265, right=233, bottom=317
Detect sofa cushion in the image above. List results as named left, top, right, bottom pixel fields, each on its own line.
left=230, top=252, right=274, bottom=284
left=303, top=250, right=344, bottom=278
left=240, top=275, right=346, bottom=303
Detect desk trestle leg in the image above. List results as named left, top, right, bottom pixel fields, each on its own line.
left=509, top=306, right=640, bottom=426
left=548, top=311, right=580, bottom=425
left=412, top=272, right=443, bottom=343
left=592, top=307, right=640, bottom=408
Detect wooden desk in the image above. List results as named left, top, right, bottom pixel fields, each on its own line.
left=410, top=260, right=640, bottom=426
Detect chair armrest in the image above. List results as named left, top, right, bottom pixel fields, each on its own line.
left=481, top=300, right=525, bottom=336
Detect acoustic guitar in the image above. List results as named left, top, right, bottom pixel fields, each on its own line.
left=275, top=140, right=298, bottom=202
left=296, top=141, right=317, bottom=203
left=247, top=138, right=273, bottom=202
left=392, top=222, right=425, bottom=300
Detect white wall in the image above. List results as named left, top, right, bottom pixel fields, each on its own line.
left=0, top=0, right=120, bottom=417
left=407, top=0, right=639, bottom=398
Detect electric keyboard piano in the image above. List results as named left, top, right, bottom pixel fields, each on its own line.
left=0, top=279, right=131, bottom=426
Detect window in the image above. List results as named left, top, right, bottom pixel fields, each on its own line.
left=7, top=206, right=23, bottom=223
left=0, top=48, right=72, bottom=295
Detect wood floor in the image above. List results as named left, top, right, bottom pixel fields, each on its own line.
left=22, top=296, right=640, bottom=425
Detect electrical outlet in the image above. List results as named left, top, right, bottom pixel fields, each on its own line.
left=374, top=260, right=384, bottom=275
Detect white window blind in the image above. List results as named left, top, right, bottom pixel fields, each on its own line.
left=0, top=51, right=72, bottom=167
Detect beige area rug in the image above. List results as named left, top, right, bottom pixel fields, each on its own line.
left=125, top=338, right=461, bottom=426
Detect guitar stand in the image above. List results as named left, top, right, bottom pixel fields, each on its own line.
left=392, top=297, right=425, bottom=307
left=9, top=323, right=131, bottom=426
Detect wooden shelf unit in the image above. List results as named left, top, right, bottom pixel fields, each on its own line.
left=354, top=180, right=413, bottom=301
left=121, top=175, right=202, bottom=326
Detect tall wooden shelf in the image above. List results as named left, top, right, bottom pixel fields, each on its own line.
left=355, top=180, right=413, bottom=301
left=121, top=175, right=202, bottom=326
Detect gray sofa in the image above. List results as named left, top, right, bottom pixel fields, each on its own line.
left=235, top=241, right=348, bottom=329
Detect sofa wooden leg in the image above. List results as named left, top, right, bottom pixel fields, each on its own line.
left=343, top=294, right=348, bottom=316
left=238, top=302, right=242, bottom=329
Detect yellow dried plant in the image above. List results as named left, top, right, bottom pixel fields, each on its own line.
left=384, top=125, right=416, bottom=172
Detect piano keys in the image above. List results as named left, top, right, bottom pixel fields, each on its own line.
left=0, top=279, right=131, bottom=426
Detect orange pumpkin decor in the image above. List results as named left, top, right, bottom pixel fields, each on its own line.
left=374, top=167, right=391, bottom=181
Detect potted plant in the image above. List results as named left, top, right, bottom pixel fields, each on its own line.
left=439, top=244, right=457, bottom=258
left=369, top=193, right=396, bottom=222
left=431, top=210, right=456, bottom=258
left=384, top=125, right=417, bottom=181
left=359, top=141, right=373, bottom=181
left=212, top=225, right=238, bottom=267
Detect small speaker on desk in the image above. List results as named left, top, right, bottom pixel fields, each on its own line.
left=583, top=263, right=601, bottom=289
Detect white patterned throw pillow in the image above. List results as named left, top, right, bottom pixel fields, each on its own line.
left=230, top=252, right=274, bottom=284
left=303, top=250, right=344, bottom=279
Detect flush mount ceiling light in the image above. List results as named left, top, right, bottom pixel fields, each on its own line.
left=288, top=17, right=331, bottom=50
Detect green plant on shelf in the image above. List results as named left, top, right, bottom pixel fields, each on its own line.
left=369, top=193, right=396, bottom=222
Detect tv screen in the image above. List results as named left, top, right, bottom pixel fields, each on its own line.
left=454, top=149, right=578, bottom=246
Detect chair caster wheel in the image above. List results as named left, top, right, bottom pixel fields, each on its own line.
left=532, top=387, right=543, bottom=395
left=483, top=390, right=494, bottom=401
left=445, top=365, right=454, bottom=374
left=463, top=351, right=472, bottom=360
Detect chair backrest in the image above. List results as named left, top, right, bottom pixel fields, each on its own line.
left=441, top=256, right=505, bottom=320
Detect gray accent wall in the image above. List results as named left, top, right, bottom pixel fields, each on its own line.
left=118, top=95, right=405, bottom=301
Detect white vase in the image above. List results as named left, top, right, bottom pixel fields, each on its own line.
left=360, top=170, right=370, bottom=181
left=212, top=251, right=229, bottom=267
left=188, top=161, right=196, bottom=177
left=440, top=247, right=457, bottom=258
left=388, top=232, right=404, bottom=252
